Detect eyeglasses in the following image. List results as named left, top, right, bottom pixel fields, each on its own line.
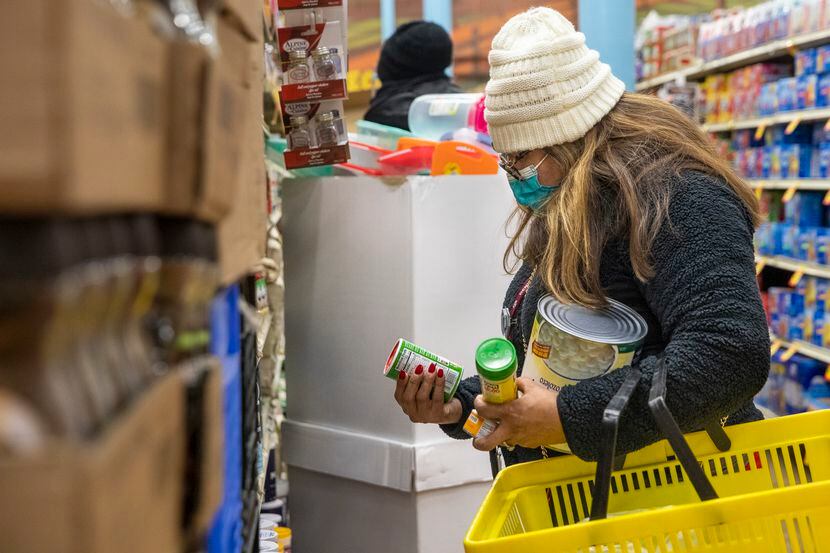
left=498, top=151, right=530, bottom=180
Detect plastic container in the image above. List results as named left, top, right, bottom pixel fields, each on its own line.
left=464, top=360, right=830, bottom=553
left=275, top=527, right=292, bottom=553
left=355, top=120, right=413, bottom=150
left=377, top=146, right=435, bottom=175
left=475, top=338, right=518, bottom=404
left=430, top=142, right=498, bottom=176
left=408, top=94, right=484, bottom=140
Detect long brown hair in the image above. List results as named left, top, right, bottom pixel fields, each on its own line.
left=505, top=92, right=760, bottom=307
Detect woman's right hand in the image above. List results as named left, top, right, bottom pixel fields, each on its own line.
left=394, top=363, right=462, bottom=424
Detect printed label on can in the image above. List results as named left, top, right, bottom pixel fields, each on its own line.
left=385, top=339, right=463, bottom=401
left=522, top=313, right=640, bottom=393
left=481, top=375, right=517, bottom=404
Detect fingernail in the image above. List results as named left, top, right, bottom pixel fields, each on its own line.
left=437, top=368, right=444, bottom=378
left=428, top=363, right=436, bottom=374
left=415, top=365, right=424, bottom=375
left=398, top=371, right=406, bottom=380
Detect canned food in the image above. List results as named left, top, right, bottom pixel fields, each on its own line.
left=463, top=409, right=498, bottom=438
left=476, top=337, right=518, bottom=404
left=384, top=339, right=463, bottom=402
left=522, top=295, right=648, bottom=393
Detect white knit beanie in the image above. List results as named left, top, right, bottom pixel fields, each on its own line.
left=485, top=7, right=626, bottom=153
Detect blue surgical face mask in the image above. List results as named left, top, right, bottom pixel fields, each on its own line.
left=505, top=154, right=558, bottom=210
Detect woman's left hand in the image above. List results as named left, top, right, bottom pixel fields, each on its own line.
left=473, top=378, right=566, bottom=451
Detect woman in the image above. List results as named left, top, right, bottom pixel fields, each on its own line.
left=364, top=20, right=461, bottom=130
left=393, top=7, right=770, bottom=465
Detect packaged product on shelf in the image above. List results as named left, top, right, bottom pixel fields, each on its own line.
left=277, top=20, right=347, bottom=102
left=786, top=191, right=825, bottom=227
left=784, top=355, right=826, bottom=414
left=760, top=82, right=779, bottom=115
left=818, top=72, right=830, bottom=107
left=797, top=74, right=818, bottom=110
left=818, top=231, right=830, bottom=264
left=796, top=47, right=818, bottom=77
left=804, top=376, right=830, bottom=410
left=817, top=45, right=830, bottom=74
left=281, top=99, right=349, bottom=168
left=0, top=0, right=168, bottom=214
left=777, top=77, right=799, bottom=112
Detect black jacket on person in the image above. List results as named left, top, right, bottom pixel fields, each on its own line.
left=440, top=171, right=770, bottom=465
left=364, top=75, right=462, bottom=131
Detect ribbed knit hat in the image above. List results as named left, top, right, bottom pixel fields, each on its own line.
left=378, top=21, right=453, bottom=82
left=485, top=7, right=625, bottom=153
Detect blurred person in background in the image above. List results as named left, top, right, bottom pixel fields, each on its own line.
left=364, top=20, right=461, bottom=130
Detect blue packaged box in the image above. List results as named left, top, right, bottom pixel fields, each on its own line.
left=805, top=377, right=830, bottom=411
left=761, top=146, right=773, bottom=178
left=797, top=229, right=817, bottom=261
left=817, top=45, right=830, bottom=74
left=817, top=277, right=830, bottom=312
left=755, top=222, right=774, bottom=255
left=766, top=124, right=814, bottom=145
left=812, top=311, right=826, bottom=346
left=798, top=74, right=818, bottom=110
left=819, top=143, right=830, bottom=178
left=796, top=48, right=818, bottom=76
left=818, top=230, right=830, bottom=265
left=786, top=191, right=825, bottom=227
left=790, top=144, right=814, bottom=178
left=785, top=355, right=826, bottom=414
left=819, top=73, right=830, bottom=108
left=778, top=77, right=799, bottom=112
left=760, top=82, right=778, bottom=116
left=773, top=223, right=799, bottom=256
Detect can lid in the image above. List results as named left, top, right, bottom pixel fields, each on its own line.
left=539, top=296, right=647, bottom=345
left=475, top=338, right=517, bottom=382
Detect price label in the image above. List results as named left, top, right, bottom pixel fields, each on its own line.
left=754, top=123, right=767, bottom=141
left=785, top=118, right=802, bottom=135
left=756, top=258, right=767, bottom=275
left=789, top=269, right=805, bottom=287
left=755, top=186, right=764, bottom=200
left=781, top=344, right=799, bottom=362
left=823, top=189, right=830, bottom=206
left=783, top=186, right=797, bottom=203
left=771, top=339, right=783, bottom=355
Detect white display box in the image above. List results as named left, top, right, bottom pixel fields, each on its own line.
left=282, top=175, right=516, bottom=552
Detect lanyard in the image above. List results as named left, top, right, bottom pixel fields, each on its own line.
left=501, top=268, right=536, bottom=343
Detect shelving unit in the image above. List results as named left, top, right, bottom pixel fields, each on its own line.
left=636, top=28, right=830, bottom=92
left=748, top=179, right=830, bottom=190
left=771, top=335, right=830, bottom=364
left=757, top=255, right=830, bottom=279
left=702, top=107, right=830, bottom=133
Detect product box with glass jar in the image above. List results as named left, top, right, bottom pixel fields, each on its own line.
left=282, top=100, right=349, bottom=168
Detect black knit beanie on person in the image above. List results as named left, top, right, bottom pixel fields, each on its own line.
left=377, top=21, right=454, bottom=82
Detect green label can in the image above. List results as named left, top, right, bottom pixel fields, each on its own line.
left=384, top=339, right=463, bottom=402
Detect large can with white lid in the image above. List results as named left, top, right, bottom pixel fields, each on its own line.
left=522, top=295, right=648, bottom=393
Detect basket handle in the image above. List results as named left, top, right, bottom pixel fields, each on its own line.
left=647, top=358, right=731, bottom=502
left=589, top=367, right=641, bottom=520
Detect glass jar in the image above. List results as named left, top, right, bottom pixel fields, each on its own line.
left=288, top=116, right=312, bottom=149
left=319, top=110, right=345, bottom=137
left=311, top=47, right=338, bottom=81
left=315, top=112, right=339, bottom=146
left=286, top=50, right=310, bottom=84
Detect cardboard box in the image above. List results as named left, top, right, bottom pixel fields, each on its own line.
left=217, top=31, right=266, bottom=284
left=0, top=0, right=168, bottom=214
left=0, top=373, right=185, bottom=553
left=165, top=19, right=258, bottom=222
left=182, top=356, right=225, bottom=538
left=222, top=0, right=263, bottom=41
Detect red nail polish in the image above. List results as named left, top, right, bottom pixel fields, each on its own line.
left=428, top=363, right=436, bottom=374
left=415, top=365, right=424, bottom=375
left=437, top=368, right=444, bottom=378
left=398, top=371, right=406, bottom=380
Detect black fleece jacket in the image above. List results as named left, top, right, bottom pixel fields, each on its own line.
left=440, top=171, right=770, bottom=465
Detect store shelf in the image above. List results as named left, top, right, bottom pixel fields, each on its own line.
left=702, top=107, right=830, bottom=133
left=636, top=28, right=830, bottom=92
left=771, top=335, right=830, bottom=364
left=749, top=179, right=830, bottom=190
left=757, top=255, right=830, bottom=279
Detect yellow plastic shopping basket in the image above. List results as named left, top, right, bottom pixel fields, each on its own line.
left=465, top=360, right=830, bottom=553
